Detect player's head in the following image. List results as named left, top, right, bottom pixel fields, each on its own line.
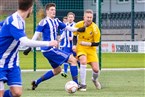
left=63, top=16, right=67, bottom=23
left=18, top=0, right=33, bottom=18
left=83, top=9, right=93, bottom=27
left=67, top=12, right=75, bottom=23
left=45, top=3, right=56, bottom=19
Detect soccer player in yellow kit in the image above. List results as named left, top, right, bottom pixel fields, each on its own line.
left=73, top=9, right=101, bottom=91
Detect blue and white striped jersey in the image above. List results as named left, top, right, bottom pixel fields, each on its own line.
left=0, top=20, right=4, bottom=31
left=59, top=22, right=75, bottom=48
left=36, top=17, right=66, bottom=51
left=0, top=12, right=26, bottom=68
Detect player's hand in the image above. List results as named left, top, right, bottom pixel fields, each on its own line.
left=80, top=41, right=91, bottom=46
left=77, top=26, right=85, bottom=32
left=72, top=45, right=76, bottom=53
left=49, top=40, right=58, bottom=47
left=23, top=47, right=32, bottom=55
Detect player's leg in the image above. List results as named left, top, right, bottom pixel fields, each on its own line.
left=63, top=63, right=69, bottom=74
left=78, top=55, right=87, bottom=91
left=0, top=68, right=7, bottom=97
left=3, top=66, right=22, bottom=97
left=61, top=63, right=69, bottom=78
left=88, top=51, right=101, bottom=90
left=72, top=51, right=80, bottom=68
left=67, top=54, right=78, bottom=84
left=32, top=60, right=60, bottom=90
left=90, top=62, right=101, bottom=90
left=4, top=86, right=22, bottom=97
left=32, top=48, right=70, bottom=90
left=61, top=47, right=73, bottom=78
left=32, top=66, right=61, bottom=90
left=0, top=81, right=4, bottom=97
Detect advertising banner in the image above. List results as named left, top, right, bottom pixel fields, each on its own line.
left=101, top=41, right=145, bottom=53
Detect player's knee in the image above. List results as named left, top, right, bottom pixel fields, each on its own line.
left=93, top=69, right=99, bottom=73
left=53, top=67, right=62, bottom=75
left=79, top=55, right=87, bottom=65
left=11, top=89, right=22, bottom=97
left=68, top=55, right=77, bottom=66
left=80, top=60, right=87, bottom=65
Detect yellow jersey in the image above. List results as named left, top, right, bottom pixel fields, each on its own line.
left=74, top=21, right=101, bottom=50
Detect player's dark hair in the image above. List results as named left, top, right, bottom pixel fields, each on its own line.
left=67, top=12, right=75, bottom=18
left=63, top=16, right=67, bottom=20
left=18, top=0, right=33, bottom=11
left=45, top=3, right=56, bottom=10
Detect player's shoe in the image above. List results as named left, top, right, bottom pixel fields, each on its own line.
left=92, top=78, right=101, bottom=90
left=31, top=80, right=38, bottom=90
left=61, top=72, right=67, bottom=78
left=78, top=83, right=87, bottom=92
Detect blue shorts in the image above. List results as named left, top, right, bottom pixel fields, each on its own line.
left=0, top=66, right=22, bottom=86
left=43, top=48, right=71, bottom=68
left=61, top=47, right=76, bottom=57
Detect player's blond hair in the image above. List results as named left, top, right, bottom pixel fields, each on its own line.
left=84, top=9, right=94, bottom=15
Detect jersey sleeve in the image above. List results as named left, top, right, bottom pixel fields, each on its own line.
left=36, top=19, right=47, bottom=32
left=93, top=24, right=101, bottom=42
left=10, top=20, right=26, bottom=40
left=56, top=18, right=66, bottom=30
left=0, top=20, right=4, bottom=27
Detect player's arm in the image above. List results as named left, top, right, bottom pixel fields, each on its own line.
left=23, top=20, right=46, bottom=55
left=31, top=31, right=41, bottom=40
left=80, top=24, right=101, bottom=47
left=23, top=31, right=42, bottom=55
left=80, top=41, right=100, bottom=46
left=20, top=37, right=58, bottom=47
left=22, top=37, right=58, bottom=55
left=65, top=26, right=85, bottom=32
left=57, top=18, right=85, bottom=32
left=73, top=35, right=77, bottom=46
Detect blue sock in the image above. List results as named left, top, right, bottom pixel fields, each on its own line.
left=70, top=66, right=78, bottom=84
left=36, top=70, right=54, bottom=85
left=64, top=63, right=69, bottom=74
left=3, top=90, right=13, bottom=97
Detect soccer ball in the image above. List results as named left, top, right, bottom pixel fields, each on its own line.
left=65, top=81, right=78, bottom=94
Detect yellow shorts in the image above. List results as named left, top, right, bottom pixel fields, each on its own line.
left=76, top=47, right=98, bottom=63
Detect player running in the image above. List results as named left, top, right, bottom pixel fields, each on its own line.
left=73, top=9, right=101, bottom=91
left=23, top=3, right=85, bottom=90
left=59, top=12, right=79, bottom=78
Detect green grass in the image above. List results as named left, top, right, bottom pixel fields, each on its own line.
left=8, top=70, right=144, bottom=97
left=19, top=51, right=145, bottom=69
left=102, top=53, right=145, bottom=68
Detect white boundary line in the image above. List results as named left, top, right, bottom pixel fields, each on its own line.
left=21, top=68, right=145, bottom=72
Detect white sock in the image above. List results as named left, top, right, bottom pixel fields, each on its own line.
left=80, top=65, right=87, bottom=85
left=92, top=71, right=100, bottom=81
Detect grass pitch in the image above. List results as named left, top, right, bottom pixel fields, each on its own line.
left=18, top=70, right=144, bottom=97
left=19, top=51, right=145, bottom=69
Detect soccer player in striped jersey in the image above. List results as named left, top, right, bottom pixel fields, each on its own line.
left=0, top=20, right=4, bottom=32
left=0, top=0, right=58, bottom=97
left=73, top=9, right=101, bottom=91
left=24, top=3, right=85, bottom=90
left=62, top=16, right=68, bottom=24
left=59, top=12, right=78, bottom=78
